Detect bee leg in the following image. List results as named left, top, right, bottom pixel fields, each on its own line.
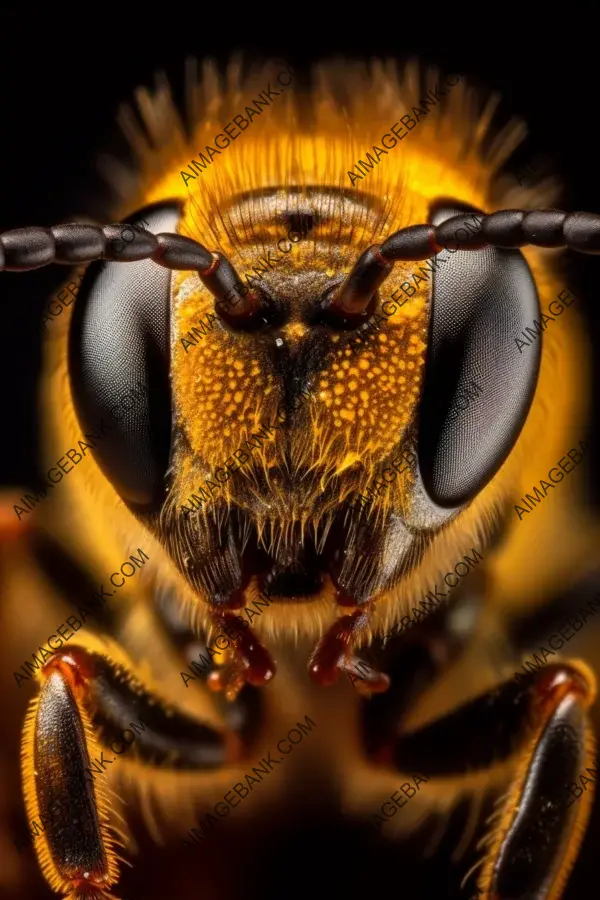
left=21, top=653, right=120, bottom=900
left=308, top=604, right=391, bottom=694
left=476, top=661, right=596, bottom=900
left=22, top=644, right=235, bottom=900
left=394, top=661, right=596, bottom=900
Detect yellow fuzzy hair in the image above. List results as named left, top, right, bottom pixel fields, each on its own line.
left=40, top=58, right=591, bottom=646
left=21, top=670, right=120, bottom=898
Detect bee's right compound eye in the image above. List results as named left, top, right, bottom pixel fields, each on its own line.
left=68, top=202, right=181, bottom=512
left=417, top=202, right=542, bottom=508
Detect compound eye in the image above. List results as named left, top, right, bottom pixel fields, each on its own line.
left=418, top=200, right=541, bottom=508
left=68, top=201, right=181, bottom=512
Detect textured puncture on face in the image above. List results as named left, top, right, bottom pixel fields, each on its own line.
left=171, top=202, right=429, bottom=527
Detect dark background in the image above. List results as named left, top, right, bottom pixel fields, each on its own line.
left=1, top=8, right=599, bottom=899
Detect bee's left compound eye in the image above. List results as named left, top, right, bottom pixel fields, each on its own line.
left=417, top=201, right=542, bottom=508
left=68, top=201, right=181, bottom=512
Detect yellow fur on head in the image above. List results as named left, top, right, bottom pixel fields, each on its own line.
left=43, top=59, right=588, bottom=641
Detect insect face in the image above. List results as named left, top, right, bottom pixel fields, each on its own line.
left=166, top=186, right=432, bottom=609
left=5, top=60, right=600, bottom=900
left=67, top=191, right=540, bottom=647
left=35, top=61, right=583, bottom=693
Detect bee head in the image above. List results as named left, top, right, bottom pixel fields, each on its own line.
left=63, top=60, right=564, bottom=624
left=67, top=178, right=540, bottom=614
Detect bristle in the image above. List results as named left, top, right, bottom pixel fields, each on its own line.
left=102, top=57, right=558, bottom=226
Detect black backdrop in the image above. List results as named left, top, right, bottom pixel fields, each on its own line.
left=1, top=7, right=600, bottom=899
